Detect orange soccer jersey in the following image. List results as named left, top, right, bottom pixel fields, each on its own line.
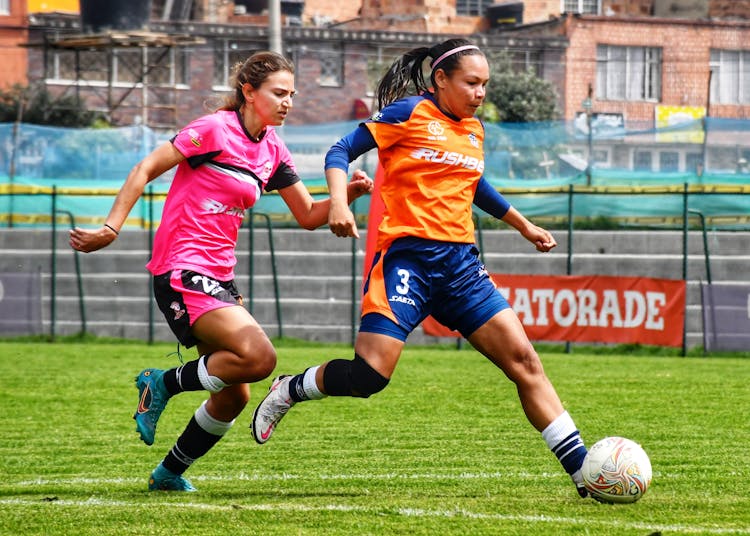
left=364, top=94, right=485, bottom=251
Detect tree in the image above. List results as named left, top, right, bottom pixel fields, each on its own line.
left=480, top=52, right=564, bottom=180
left=0, top=83, right=103, bottom=127
left=482, top=52, right=560, bottom=123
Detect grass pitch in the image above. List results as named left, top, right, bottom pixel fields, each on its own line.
left=0, top=341, right=748, bottom=535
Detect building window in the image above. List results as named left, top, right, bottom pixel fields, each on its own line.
left=562, top=0, right=599, bottom=14
left=596, top=45, right=662, bottom=101
left=214, top=40, right=258, bottom=89
left=45, top=47, right=189, bottom=86
left=319, top=45, right=343, bottom=87
left=146, top=48, right=189, bottom=86
left=685, top=152, right=703, bottom=172
left=457, top=0, right=494, bottom=16
left=710, top=49, right=750, bottom=105
left=633, top=150, right=653, bottom=171
left=659, top=151, right=680, bottom=172
left=0, top=0, right=9, bottom=15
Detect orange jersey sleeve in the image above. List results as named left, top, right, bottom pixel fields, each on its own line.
left=364, top=95, right=485, bottom=250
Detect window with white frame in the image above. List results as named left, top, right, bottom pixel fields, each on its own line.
left=596, top=45, right=662, bottom=101
left=319, top=45, right=343, bottom=87
left=45, top=47, right=189, bottom=86
left=710, top=49, right=750, bottom=105
left=562, top=0, right=599, bottom=14
left=0, top=0, right=9, bottom=15
left=633, top=150, right=653, bottom=171
left=213, top=41, right=258, bottom=89
left=659, top=151, right=680, bottom=172
left=685, top=152, right=703, bottom=172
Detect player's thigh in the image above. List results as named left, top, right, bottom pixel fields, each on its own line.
left=192, top=305, right=274, bottom=359
left=467, top=308, right=539, bottom=377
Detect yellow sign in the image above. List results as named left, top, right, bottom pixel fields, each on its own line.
left=655, top=105, right=705, bottom=144
left=27, top=0, right=79, bottom=13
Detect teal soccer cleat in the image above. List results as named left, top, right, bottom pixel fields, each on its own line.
left=148, top=464, right=197, bottom=492
left=133, top=368, right=170, bottom=446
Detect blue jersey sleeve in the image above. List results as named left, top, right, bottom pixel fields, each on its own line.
left=324, top=124, right=378, bottom=171
left=473, top=177, right=511, bottom=219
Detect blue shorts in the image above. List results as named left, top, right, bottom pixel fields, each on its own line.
left=359, top=237, right=510, bottom=341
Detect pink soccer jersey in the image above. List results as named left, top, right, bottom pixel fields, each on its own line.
left=146, top=110, right=299, bottom=281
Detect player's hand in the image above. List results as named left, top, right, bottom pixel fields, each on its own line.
left=328, top=201, right=359, bottom=238
left=69, top=225, right=118, bottom=253
left=347, top=169, right=374, bottom=202
left=521, top=223, right=556, bottom=252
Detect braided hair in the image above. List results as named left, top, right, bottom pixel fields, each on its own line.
left=375, top=38, right=484, bottom=110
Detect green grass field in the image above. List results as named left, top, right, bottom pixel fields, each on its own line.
left=1, top=341, right=749, bottom=535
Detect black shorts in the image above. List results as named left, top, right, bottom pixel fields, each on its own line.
left=153, top=269, right=243, bottom=348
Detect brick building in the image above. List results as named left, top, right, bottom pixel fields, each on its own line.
left=3, top=0, right=750, bottom=129
left=0, top=0, right=29, bottom=87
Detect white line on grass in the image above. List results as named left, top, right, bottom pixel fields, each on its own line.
left=10, top=470, right=641, bottom=487
left=0, top=497, right=748, bottom=535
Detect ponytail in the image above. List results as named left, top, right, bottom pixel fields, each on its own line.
left=375, top=38, right=484, bottom=111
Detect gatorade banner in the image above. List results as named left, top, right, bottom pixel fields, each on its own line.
left=423, top=274, right=686, bottom=347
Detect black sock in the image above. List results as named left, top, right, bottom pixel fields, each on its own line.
left=287, top=372, right=307, bottom=402
left=162, top=416, right=223, bottom=475
left=162, top=359, right=203, bottom=395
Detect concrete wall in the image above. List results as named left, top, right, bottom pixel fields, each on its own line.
left=2, top=227, right=748, bottom=349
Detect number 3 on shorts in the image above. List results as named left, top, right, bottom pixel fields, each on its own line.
left=395, top=268, right=410, bottom=295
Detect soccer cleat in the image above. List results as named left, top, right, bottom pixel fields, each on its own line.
left=571, top=469, right=589, bottom=498
left=133, top=368, right=170, bottom=446
left=148, top=464, right=197, bottom=492
left=251, top=375, right=294, bottom=444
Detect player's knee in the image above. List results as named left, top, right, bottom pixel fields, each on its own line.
left=323, top=354, right=389, bottom=398
left=508, top=345, right=545, bottom=385
left=235, top=337, right=277, bottom=382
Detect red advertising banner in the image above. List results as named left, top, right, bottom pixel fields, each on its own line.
left=422, top=274, right=686, bottom=347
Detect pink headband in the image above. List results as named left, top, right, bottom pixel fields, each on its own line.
left=430, top=45, right=480, bottom=70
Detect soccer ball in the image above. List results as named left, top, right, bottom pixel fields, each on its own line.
left=581, top=436, right=652, bottom=504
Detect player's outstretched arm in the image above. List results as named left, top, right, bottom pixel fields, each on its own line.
left=279, top=169, right=373, bottom=232
left=501, top=206, right=557, bottom=253
left=69, top=142, right=184, bottom=253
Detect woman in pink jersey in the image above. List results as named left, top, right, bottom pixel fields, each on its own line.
left=251, top=39, right=593, bottom=499
left=69, top=51, right=372, bottom=491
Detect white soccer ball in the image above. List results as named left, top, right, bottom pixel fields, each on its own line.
left=581, top=436, right=652, bottom=504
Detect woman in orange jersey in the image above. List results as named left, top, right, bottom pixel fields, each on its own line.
left=252, top=38, right=591, bottom=498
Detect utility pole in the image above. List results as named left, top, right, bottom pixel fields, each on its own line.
left=269, top=0, right=282, bottom=54
left=582, top=83, right=594, bottom=186
left=699, top=69, right=713, bottom=179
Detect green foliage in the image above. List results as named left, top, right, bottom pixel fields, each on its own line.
left=0, top=83, right=103, bottom=127
left=485, top=52, right=561, bottom=123
left=1, top=341, right=749, bottom=535
left=481, top=52, right=565, bottom=179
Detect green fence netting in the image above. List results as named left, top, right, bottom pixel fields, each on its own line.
left=1, top=117, right=749, bottom=228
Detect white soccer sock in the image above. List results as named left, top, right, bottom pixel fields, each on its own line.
left=302, top=366, right=326, bottom=400
left=194, top=400, right=235, bottom=436
left=541, top=411, right=576, bottom=450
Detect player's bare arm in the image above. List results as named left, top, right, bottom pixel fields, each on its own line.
left=500, top=206, right=557, bottom=252
left=280, top=170, right=372, bottom=230
left=69, top=142, right=185, bottom=253
left=326, top=167, right=360, bottom=238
